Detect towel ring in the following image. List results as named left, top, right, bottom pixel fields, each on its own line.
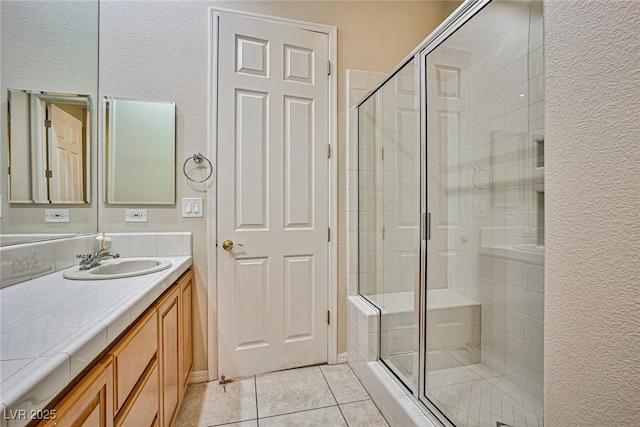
left=472, top=165, right=490, bottom=190
left=183, top=153, right=213, bottom=183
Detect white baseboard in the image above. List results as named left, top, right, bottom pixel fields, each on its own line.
left=188, top=370, right=209, bottom=384
left=336, top=352, right=348, bottom=364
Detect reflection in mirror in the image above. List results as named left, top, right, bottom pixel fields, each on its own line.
left=8, top=90, right=90, bottom=204
left=0, top=0, right=99, bottom=246
left=104, top=97, right=176, bottom=204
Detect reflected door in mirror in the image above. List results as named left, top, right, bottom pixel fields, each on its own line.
left=7, top=90, right=90, bottom=204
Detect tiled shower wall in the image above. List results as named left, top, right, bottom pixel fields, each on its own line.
left=348, top=66, right=420, bottom=300
left=440, top=1, right=544, bottom=400
left=346, top=69, right=385, bottom=296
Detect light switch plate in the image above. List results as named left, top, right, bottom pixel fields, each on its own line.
left=473, top=200, right=487, bottom=217
left=182, top=198, right=203, bottom=218
left=125, top=209, right=148, bottom=222
left=45, top=209, right=70, bottom=223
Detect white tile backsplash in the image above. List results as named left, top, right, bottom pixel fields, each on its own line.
left=129, top=233, right=157, bottom=257
left=0, top=232, right=192, bottom=290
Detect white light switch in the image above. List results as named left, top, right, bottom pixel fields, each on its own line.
left=125, top=209, right=148, bottom=222
left=182, top=198, right=203, bottom=217
left=45, top=209, right=70, bottom=223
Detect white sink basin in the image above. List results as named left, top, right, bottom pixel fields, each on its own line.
left=63, top=258, right=172, bottom=280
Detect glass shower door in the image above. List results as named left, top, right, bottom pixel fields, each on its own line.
left=358, top=60, right=421, bottom=391
left=422, top=1, right=545, bottom=426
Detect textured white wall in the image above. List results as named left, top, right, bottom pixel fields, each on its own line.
left=545, top=1, right=640, bottom=425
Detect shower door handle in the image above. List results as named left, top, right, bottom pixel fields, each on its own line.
left=422, top=212, right=431, bottom=241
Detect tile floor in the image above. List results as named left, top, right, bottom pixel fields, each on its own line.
left=175, top=364, right=389, bottom=427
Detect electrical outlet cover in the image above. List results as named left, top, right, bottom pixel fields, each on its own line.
left=45, top=209, right=70, bottom=223
left=125, top=209, right=148, bottom=222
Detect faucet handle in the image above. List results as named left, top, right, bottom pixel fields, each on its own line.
left=76, top=254, right=90, bottom=259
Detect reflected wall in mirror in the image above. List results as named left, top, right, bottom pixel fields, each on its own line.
left=104, top=97, right=176, bottom=204
left=0, top=0, right=99, bottom=246
left=8, top=90, right=91, bottom=204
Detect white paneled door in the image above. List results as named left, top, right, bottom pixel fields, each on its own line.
left=216, top=12, right=330, bottom=378
left=49, top=103, right=84, bottom=203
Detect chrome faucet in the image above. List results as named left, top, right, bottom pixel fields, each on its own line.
left=77, top=249, right=120, bottom=270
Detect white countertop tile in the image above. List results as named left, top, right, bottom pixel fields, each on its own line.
left=1, top=328, right=78, bottom=359
left=0, top=255, right=192, bottom=425
left=0, top=359, right=34, bottom=383
left=11, top=308, right=106, bottom=332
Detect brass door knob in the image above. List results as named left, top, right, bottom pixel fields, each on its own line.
left=222, top=239, right=243, bottom=251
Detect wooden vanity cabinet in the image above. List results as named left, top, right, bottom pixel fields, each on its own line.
left=37, top=268, right=193, bottom=427
left=158, top=285, right=181, bottom=427
left=39, top=357, right=114, bottom=427
left=158, top=269, right=193, bottom=427
left=179, top=271, right=193, bottom=395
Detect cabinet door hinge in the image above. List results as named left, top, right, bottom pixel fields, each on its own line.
left=45, top=169, right=53, bottom=178
left=7, top=166, right=10, bottom=175
left=327, top=227, right=331, bottom=242
left=327, top=60, right=331, bottom=76
left=327, top=310, right=330, bottom=325
left=44, top=119, right=52, bottom=128
left=327, top=144, right=332, bottom=159
left=381, top=147, right=385, bottom=161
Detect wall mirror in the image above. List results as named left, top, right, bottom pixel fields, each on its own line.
left=104, top=97, right=176, bottom=204
left=0, top=0, right=99, bottom=246
left=8, top=90, right=91, bottom=204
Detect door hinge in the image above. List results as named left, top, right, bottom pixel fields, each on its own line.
left=327, top=227, right=331, bottom=242
left=327, top=60, right=331, bottom=76
left=327, top=144, right=332, bottom=159
left=381, top=147, right=385, bottom=161
left=327, top=310, right=330, bottom=325
left=7, top=166, right=10, bottom=175
left=382, top=226, right=385, bottom=240
left=45, top=170, right=52, bottom=178
left=44, top=119, right=52, bottom=128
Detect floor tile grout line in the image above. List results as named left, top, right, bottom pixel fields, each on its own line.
left=337, top=363, right=391, bottom=426
left=319, top=365, right=349, bottom=426
left=254, top=375, right=259, bottom=426
left=257, top=403, right=342, bottom=422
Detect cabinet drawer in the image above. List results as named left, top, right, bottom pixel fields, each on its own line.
left=38, top=357, right=113, bottom=427
left=111, top=309, right=158, bottom=412
left=116, top=360, right=158, bottom=427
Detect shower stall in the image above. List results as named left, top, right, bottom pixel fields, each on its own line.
left=354, top=1, right=544, bottom=426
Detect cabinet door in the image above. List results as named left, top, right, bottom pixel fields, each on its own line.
left=111, top=309, right=158, bottom=413
left=158, top=286, right=180, bottom=427
left=39, top=357, right=114, bottom=427
left=180, top=271, right=193, bottom=393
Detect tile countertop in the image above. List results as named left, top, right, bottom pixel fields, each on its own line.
left=0, top=255, right=192, bottom=427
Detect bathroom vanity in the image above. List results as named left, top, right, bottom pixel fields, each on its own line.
left=0, top=248, right=193, bottom=427
left=37, top=269, right=192, bottom=427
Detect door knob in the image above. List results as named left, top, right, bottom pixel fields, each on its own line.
left=222, top=239, right=243, bottom=251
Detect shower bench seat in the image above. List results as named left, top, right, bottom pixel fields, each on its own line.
left=366, top=289, right=481, bottom=364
